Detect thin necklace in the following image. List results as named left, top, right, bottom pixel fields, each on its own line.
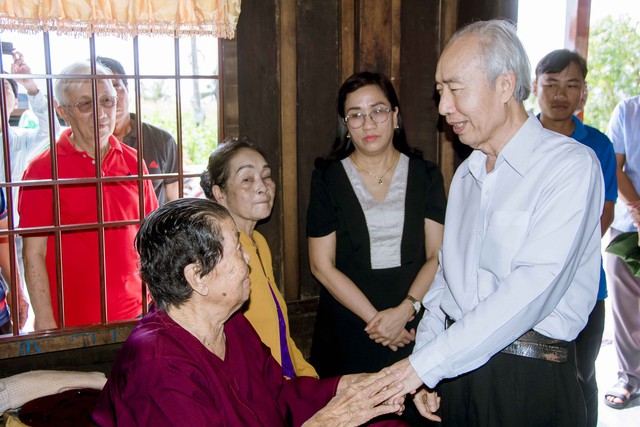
left=350, top=152, right=398, bottom=185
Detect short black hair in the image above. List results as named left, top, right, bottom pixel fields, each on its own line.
left=135, top=198, right=233, bottom=310
left=96, top=56, right=127, bottom=87
left=535, top=49, right=587, bottom=80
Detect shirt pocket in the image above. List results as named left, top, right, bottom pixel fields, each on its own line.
left=479, top=210, right=530, bottom=281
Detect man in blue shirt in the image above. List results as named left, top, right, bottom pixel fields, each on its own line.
left=534, top=49, right=618, bottom=426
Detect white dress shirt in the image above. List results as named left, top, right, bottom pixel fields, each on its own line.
left=409, top=115, right=604, bottom=388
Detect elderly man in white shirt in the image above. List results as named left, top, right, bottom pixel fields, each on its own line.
left=389, top=19, right=603, bottom=427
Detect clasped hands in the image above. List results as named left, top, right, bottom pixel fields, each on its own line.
left=387, top=358, right=442, bottom=422
left=365, top=305, right=416, bottom=351
left=305, top=360, right=440, bottom=426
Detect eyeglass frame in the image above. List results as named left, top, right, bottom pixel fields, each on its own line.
left=62, top=95, right=118, bottom=114
left=343, top=106, right=393, bottom=129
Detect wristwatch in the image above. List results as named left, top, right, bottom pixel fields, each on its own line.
left=405, top=295, right=422, bottom=316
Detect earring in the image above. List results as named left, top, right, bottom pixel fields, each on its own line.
left=346, top=134, right=351, bottom=139
left=394, top=124, right=399, bottom=129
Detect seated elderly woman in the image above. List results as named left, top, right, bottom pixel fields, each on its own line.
left=92, top=198, right=406, bottom=426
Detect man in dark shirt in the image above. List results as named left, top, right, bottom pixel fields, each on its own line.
left=97, top=57, right=179, bottom=206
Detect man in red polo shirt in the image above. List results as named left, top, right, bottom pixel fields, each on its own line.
left=18, top=61, right=158, bottom=330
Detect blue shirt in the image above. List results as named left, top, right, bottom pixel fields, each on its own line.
left=535, top=114, right=617, bottom=300
left=569, top=115, right=618, bottom=300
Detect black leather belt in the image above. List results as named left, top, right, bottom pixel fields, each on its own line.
left=445, top=315, right=568, bottom=364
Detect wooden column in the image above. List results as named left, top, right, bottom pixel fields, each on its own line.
left=341, top=0, right=356, bottom=82
left=438, top=0, right=459, bottom=194
left=356, top=0, right=401, bottom=83
left=296, top=1, right=341, bottom=300
left=565, top=0, right=592, bottom=56
left=280, top=0, right=299, bottom=300
left=236, top=0, right=284, bottom=290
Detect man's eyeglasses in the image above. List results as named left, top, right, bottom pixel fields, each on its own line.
left=344, top=107, right=391, bottom=129
left=64, top=96, right=117, bottom=113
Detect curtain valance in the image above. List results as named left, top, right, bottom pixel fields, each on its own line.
left=0, top=0, right=241, bottom=39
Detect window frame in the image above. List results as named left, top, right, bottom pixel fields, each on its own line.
left=0, top=31, right=237, bottom=358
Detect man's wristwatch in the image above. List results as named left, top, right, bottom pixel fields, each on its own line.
left=405, top=295, right=421, bottom=316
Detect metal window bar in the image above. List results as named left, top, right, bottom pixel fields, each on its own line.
left=131, top=36, right=148, bottom=317
left=0, top=32, right=222, bottom=337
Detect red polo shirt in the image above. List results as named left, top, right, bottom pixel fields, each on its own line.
left=18, top=128, right=158, bottom=327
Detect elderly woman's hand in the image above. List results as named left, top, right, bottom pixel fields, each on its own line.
left=303, top=370, right=404, bottom=427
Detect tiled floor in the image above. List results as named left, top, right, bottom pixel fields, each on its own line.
left=595, top=299, right=640, bottom=426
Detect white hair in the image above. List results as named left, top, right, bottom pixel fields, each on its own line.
left=54, top=61, right=116, bottom=106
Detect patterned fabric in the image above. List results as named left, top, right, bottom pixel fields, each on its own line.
left=0, top=0, right=242, bottom=38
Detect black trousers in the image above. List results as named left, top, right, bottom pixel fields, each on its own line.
left=575, top=300, right=605, bottom=427
left=437, top=342, right=586, bottom=427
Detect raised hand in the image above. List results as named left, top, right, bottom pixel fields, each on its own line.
left=10, top=51, right=39, bottom=95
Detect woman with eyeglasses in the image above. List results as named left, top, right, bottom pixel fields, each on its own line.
left=307, top=71, right=445, bottom=423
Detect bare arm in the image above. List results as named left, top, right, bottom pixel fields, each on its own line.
left=164, top=181, right=179, bottom=202
left=308, top=232, right=378, bottom=324
left=23, top=236, right=57, bottom=330
left=0, top=218, right=13, bottom=283
left=616, top=154, right=640, bottom=203
left=615, top=153, right=640, bottom=226
left=601, top=201, right=614, bottom=237
left=365, top=219, right=444, bottom=347
left=0, top=217, right=28, bottom=329
left=12, top=51, right=59, bottom=146
left=407, top=219, right=444, bottom=301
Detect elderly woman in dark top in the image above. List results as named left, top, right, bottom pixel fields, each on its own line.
left=92, top=198, right=407, bottom=427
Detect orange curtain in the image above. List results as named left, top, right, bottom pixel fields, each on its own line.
left=0, top=0, right=241, bottom=39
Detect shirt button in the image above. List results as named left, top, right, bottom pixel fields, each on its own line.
left=92, top=160, right=96, bottom=164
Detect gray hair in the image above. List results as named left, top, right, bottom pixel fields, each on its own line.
left=54, top=61, right=115, bottom=106
left=448, top=19, right=531, bottom=102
